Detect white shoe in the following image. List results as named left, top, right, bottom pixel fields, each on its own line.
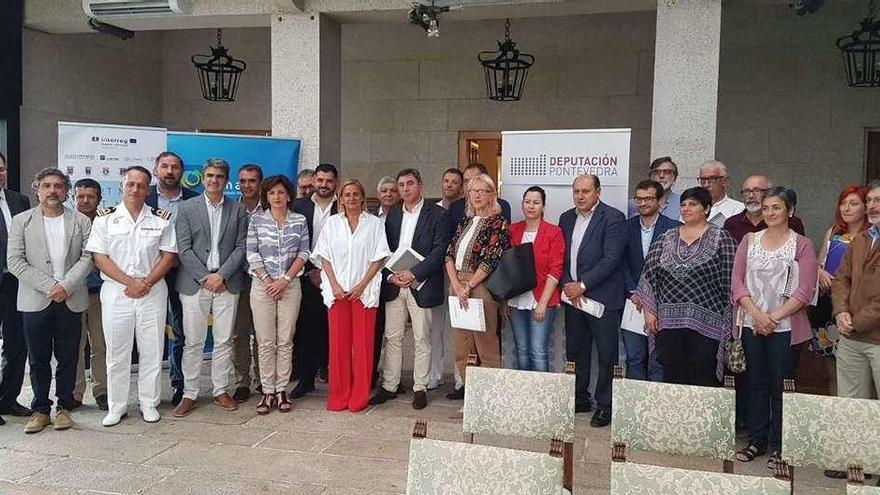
left=141, top=408, right=160, bottom=423
left=102, top=412, right=127, bottom=427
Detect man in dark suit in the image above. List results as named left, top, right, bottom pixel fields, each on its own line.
left=290, top=163, right=338, bottom=398
left=0, top=151, right=33, bottom=423
left=622, top=179, right=680, bottom=382
left=145, top=151, right=198, bottom=405
left=447, top=163, right=511, bottom=236
left=559, top=174, right=625, bottom=428
left=369, top=168, right=450, bottom=410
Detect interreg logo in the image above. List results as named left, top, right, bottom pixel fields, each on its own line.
left=181, top=170, right=203, bottom=188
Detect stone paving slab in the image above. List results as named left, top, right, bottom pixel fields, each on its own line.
left=17, top=457, right=175, bottom=494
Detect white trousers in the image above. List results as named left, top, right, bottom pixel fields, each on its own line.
left=101, top=280, right=168, bottom=416
left=180, top=288, right=239, bottom=400
left=383, top=288, right=432, bottom=392
left=429, top=301, right=463, bottom=389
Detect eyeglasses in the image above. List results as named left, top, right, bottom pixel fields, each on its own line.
left=740, top=188, right=767, bottom=196
left=866, top=197, right=880, bottom=206
left=650, top=168, right=676, bottom=177
left=632, top=196, right=658, bottom=204
left=469, top=188, right=493, bottom=196
left=697, top=176, right=726, bottom=185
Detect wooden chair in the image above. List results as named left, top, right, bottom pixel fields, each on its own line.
left=610, top=457, right=792, bottom=494
left=848, top=465, right=880, bottom=494
left=462, top=354, right=576, bottom=491
left=611, top=366, right=738, bottom=473
left=406, top=420, right=568, bottom=495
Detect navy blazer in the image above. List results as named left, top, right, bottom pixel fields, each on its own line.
left=380, top=201, right=450, bottom=308
left=146, top=185, right=198, bottom=210
left=558, top=201, right=626, bottom=311
left=0, top=189, right=31, bottom=284
left=622, top=214, right=681, bottom=294
left=291, top=196, right=338, bottom=277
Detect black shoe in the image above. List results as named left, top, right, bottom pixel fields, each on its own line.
left=0, top=402, right=33, bottom=417
left=316, top=368, right=328, bottom=383
left=575, top=403, right=592, bottom=414
left=172, top=387, right=184, bottom=407
left=396, top=384, right=408, bottom=395
left=445, top=387, right=465, bottom=400
left=67, top=399, right=83, bottom=411
left=590, top=409, right=612, bottom=428
left=412, top=391, right=427, bottom=410
left=290, top=381, right=315, bottom=399
left=824, top=469, right=846, bottom=479
left=233, top=386, right=251, bottom=403
left=95, top=395, right=108, bottom=411
left=369, top=388, right=397, bottom=406
left=0, top=414, right=5, bottom=425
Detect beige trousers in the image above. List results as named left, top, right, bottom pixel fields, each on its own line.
left=75, top=293, right=106, bottom=400
left=837, top=336, right=880, bottom=399
left=232, top=281, right=260, bottom=389
left=250, top=278, right=301, bottom=394
left=382, top=288, right=433, bottom=393
left=450, top=272, right=501, bottom=384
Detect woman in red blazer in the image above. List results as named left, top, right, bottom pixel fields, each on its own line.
left=508, top=186, right=565, bottom=371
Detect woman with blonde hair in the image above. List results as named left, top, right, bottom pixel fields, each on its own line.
left=444, top=173, right=509, bottom=399
left=312, top=179, right=390, bottom=412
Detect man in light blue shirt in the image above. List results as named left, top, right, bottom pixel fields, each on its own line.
left=627, top=156, right=681, bottom=220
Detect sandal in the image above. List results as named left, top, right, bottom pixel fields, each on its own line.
left=256, top=393, right=274, bottom=415
left=276, top=392, right=293, bottom=413
left=766, top=451, right=781, bottom=469
left=735, top=444, right=766, bottom=462
left=824, top=469, right=846, bottom=479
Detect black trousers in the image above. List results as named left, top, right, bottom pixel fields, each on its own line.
left=656, top=328, right=720, bottom=387
left=0, top=274, right=26, bottom=408
left=564, top=305, right=621, bottom=412
left=293, top=277, right=329, bottom=385
left=23, top=302, right=82, bottom=414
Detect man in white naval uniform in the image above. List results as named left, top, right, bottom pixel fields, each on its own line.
left=85, top=166, right=177, bottom=427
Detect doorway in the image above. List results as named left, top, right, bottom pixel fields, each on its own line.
left=866, top=129, right=880, bottom=183
left=458, top=131, right=502, bottom=185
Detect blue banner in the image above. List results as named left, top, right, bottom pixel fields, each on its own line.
left=167, top=132, right=301, bottom=200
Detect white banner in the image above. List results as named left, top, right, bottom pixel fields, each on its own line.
left=501, top=128, right=631, bottom=223
left=58, top=122, right=167, bottom=207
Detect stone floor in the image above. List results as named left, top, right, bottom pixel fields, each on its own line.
left=0, top=365, right=862, bottom=494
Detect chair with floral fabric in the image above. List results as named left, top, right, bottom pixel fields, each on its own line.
left=611, top=366, right=737, bottom=473
left=462, top=355, right=576, bottom=491
left=782, top=379, right=880, bottom=486
left=610, top=458, right=792, bottom=495
left=406, top=420, right=570, bottom=495
left=848, top=465, right=880, bottom=494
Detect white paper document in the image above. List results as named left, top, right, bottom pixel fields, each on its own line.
left=561, top=293, right=605, bottom=319
left=621, top=299, right=646, bottom=336
left=448, top=296, right=486, bottom=332
left=387, top=247, right=425, bottom=273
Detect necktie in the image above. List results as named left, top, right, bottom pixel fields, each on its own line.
left=0, top=197, right=9, bottom=273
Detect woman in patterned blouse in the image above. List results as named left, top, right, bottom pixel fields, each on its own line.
left=636, top=187, right=737, bottom=387
left=444, top=173, right=509, bottom=400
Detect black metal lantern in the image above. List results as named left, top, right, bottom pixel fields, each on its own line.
left=837, top=0, right=880, bottom=88
left=192, top=29, right=247, bottom=102
left=478, top=19, right=535, bottom=102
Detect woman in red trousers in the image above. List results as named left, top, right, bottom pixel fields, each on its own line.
left=312, top=179, right=390, bottom=412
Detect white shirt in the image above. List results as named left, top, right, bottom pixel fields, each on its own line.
left=310, top=194, right=336, bottom=250
left=640, top=215, right=658, bottom=259
left=398, top=199, right=424, bottom=252
left=204, top=194, right=224, bottom=271
left=708, top=195, right=745, bottom=226
left=569, top=207, right=595, bottom=281
left=86, top=203, right=178, bottom=283
left=509, top=230, right=539, bottom=310
left=455, top=216, right=482, bottom=271
left=312, top=212, right=391, bottom=308
left=377, top=206, right=390, bottom=225
left=43, top=214, right=67, bottom=281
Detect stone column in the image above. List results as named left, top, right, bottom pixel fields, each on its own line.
left=650, top=0, right=722, bottom=189
left=271, top=13, right=341, bottom=167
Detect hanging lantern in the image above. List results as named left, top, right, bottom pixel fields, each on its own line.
left=837, top=0, right=880, bottom=88
left=192, top=29, right=247, bottom=102
left=478, top=19, right=535, bottom=102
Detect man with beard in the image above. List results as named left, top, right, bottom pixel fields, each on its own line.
left=723, top=175, right=805, bottom=243
left=8, top=169, right=93, bottom=433
left=146, top=152, right=197, bottom=406
left=627, top=157, right=681, bottom=220
left=297, top=169, right=315, bottom=199
left=290, top=163, right=338, bottom=398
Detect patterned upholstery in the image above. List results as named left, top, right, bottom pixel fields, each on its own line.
left=782, top=392, right=880, bottom=472
left=462, top=366, right=575, bottom=442
left=849, top=485, right=880, bottom=495
left=611, top=378, right=736, bottom=460
left=405, top=438, right=566, bottom=495
left=610, top=462, right=791, bottom=494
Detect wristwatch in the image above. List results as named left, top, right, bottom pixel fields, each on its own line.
left=281, top=274, right=292, bottom=282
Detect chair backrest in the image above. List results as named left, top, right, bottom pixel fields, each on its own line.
left=611, top=376, right=736, bottom=460
left=462, top=366, right=575, bottom=442
left=848, top=466, right=880, bottom=494
left=406, top=437, right=565, bottom=495
left=610, top=462, right=792, bottom=495
left=782, top=390, right=880, bottom=472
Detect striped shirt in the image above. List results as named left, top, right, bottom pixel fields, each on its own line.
left=246, top=209, right=310, bottom=279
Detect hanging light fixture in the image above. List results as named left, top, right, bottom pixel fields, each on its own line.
left=837, top=0, right=880, bottom=88
left=478, top=19, right=535, bottom=102
left=192, top=29, right=247, bottom=102
left=409, top=1, right=448, bottom=38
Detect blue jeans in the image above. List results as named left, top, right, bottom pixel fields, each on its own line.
left=621, top=329, right=664, bottom=381
left=509, top=307, right=557, bottom=372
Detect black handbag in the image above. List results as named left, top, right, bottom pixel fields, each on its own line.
left=486, top=242, right=537, bottom=302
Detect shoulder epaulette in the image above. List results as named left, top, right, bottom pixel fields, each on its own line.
left=151, top=207, right=171, bottom=221
left=96, top=206, right=115, bottom=217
